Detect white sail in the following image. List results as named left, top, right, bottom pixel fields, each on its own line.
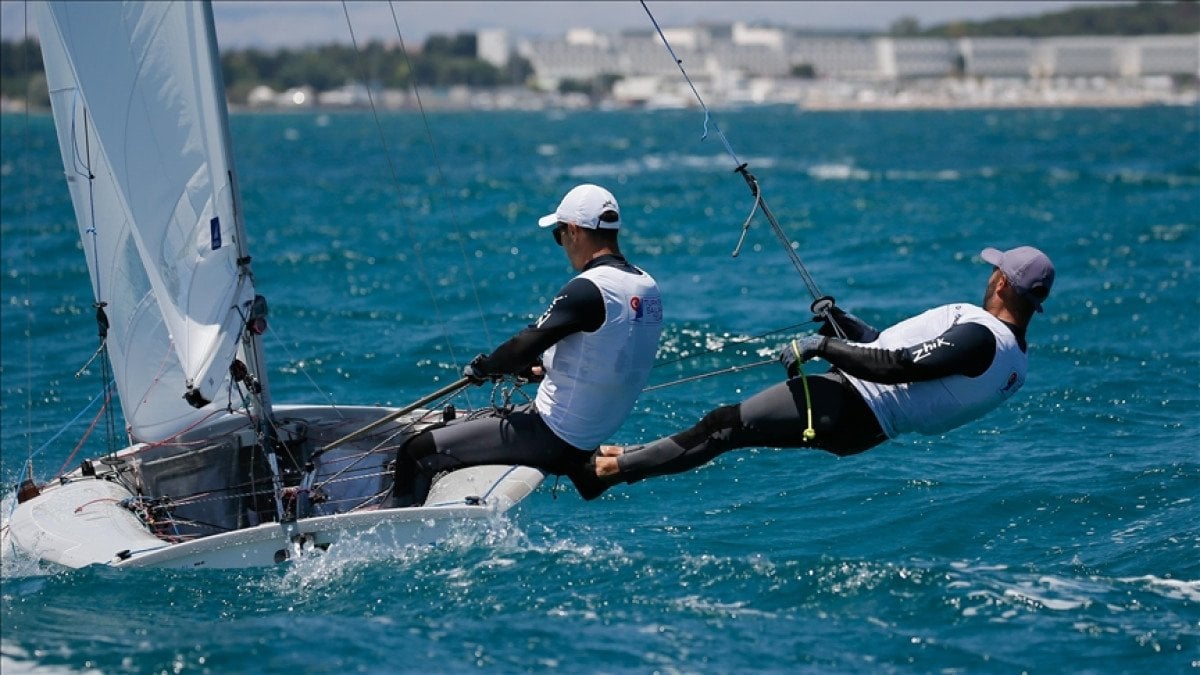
left=35, top=1, right=255, bottom=441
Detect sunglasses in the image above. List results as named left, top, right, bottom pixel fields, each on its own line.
left=552, top=222, right=568, bottom=246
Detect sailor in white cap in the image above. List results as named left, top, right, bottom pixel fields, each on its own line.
left=394, top=184, right=663, bottom=503
left=594, top=246, right=1055, bottom=491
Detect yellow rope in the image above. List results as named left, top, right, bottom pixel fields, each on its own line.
left=790, top=340, right=817, bottom=442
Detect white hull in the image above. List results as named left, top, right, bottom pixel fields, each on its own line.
left=20, top=3, right=549, bottom=573
left=5, top=405, right=544, bottom=570
left=6, top=464, right=543, bottom=570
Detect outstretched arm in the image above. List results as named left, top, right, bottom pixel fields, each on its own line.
left=473, top=277, right=604, bottom=376
left=812, top=321, right=997, bottom=384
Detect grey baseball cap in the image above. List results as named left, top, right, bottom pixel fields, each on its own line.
left=981, top=245, right=1055, bottom=312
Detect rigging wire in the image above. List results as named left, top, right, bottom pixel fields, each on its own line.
left=22, top=3, right=34, bottom=470
left=643, top=358, right=775, bottom=393
left=338, top=2, right=476, bottom=407
left=639, top=1, right=844, bottom=338
left=265, top=329, right=343, bottom=415
left=386, top=1, right=495, bottom=351
left=640, top=319, right=816, bottom=392
left=651, top=320, right=810, bottom=370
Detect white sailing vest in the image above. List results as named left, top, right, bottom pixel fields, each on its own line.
left=535, top=265, right=663, bottom=449
left=843, top=304, right=1027, bottom=437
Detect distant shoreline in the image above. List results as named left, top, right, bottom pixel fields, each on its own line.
left=4, top=100, right=1196, bottom=115
left=4, top=82, right=1196, bottom=115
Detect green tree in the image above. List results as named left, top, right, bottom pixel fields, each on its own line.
left=889, top=17, right=922, bottom=36
left=0, top=38, right=45, bottom=103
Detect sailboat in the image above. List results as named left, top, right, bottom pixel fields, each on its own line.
left=4, top=1, right=543, bottom=569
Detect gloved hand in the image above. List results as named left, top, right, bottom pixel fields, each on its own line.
left=815, top=306, right=879, bottom=342
left=462, top=353, right=492, bottom=385
left=776, top=335, right=826, bottom=378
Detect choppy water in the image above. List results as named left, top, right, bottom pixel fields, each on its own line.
left=2, top=105, right=1198, bottom=673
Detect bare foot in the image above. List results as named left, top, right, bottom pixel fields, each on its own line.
left=594, top=456, right=620, bottom=477
left=598, top=445, right=624, bottom=457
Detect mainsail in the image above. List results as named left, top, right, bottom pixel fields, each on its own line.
left=35, top=1, right=256, bottom=442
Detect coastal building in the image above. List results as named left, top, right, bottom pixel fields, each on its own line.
left=876, top=37, right=959, bottom=79
left=1033, top=37, right=1126, bottom=77
left=960, top=38, right=1037, bottom=78
left=476, top=28, right=510, bottom=69
left=786, top=35, right=879, bottom=80
left=1122, top=34, right=1200, bottom=77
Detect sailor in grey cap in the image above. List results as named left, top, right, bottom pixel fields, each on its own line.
left=592, top=246, right=1055, bottom=493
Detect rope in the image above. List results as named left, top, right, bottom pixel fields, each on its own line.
left=790, top=341, right=817, bottom=441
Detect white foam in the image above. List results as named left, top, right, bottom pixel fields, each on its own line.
left=1117, top=575, right=1200, bottom=602
left=808, top=163, right=870, bottom=181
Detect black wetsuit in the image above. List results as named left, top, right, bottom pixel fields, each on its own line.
left=396, top=254, right=642, bottom=503
left=616, top=313, right=1025, bottom=482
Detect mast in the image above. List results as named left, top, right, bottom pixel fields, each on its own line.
left=198, top=1, right=293, bottom=526
left=199, top=1, right=273, bottom=421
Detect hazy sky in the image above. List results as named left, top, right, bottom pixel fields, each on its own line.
left=2, top=1, right=1117, bottom=48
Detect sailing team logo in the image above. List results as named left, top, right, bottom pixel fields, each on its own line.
left=629, top=295, right=663, bottom=323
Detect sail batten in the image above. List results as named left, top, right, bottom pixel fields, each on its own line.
left=36, top=1, right=255, bottom=441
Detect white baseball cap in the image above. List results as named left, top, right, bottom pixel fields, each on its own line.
left=537, top=184, right=621, bottom=230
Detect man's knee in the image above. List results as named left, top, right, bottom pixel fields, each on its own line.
left=404, top=431, right=437, bottom=462
left=671, top=403, right=741, bottom=449
left=401, top=431, right=455, bottom=476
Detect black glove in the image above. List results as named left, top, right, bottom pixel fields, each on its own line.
left=463, top=353, right=492, bottom=385
left=815, top=306, right=879, bottom=342
left=516, top=360, right=545, bottom=383
left=776, top=335, right=825, bottom=378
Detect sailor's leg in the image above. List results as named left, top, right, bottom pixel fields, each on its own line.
left=616, top=401, right=749, bottom=481
left=616, top=377, right=822, bottom=481
left=738, top=372, right=885, bottom=456
left=397, top=404, right=585, bottom=503
left=407, top=408, right=570, bottom=471
left=614, top=373, right=885, bottom=482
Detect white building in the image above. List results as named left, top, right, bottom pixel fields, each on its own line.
left=788, top=35, right=879, bottom=80
left=1034, top=37, right=1124, bottom=77
left=961, top=38, right=1036, bottom=78
left=476, top=29, right=510, bottom=68
left=733, top=22, right=785, bottom=50
left=876, top=37, right=959, bottom=79
left=515, top=24, right=1197, bottom=105
left=1121, top=34, right=1200, bottom=77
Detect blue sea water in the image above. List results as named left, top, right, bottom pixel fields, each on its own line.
left=1, top=105, right=1197, bottom=673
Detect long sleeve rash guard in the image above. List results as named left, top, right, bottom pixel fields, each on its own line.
left=474, top=255, right=636, bottom=376
left=813, top=321, right=1016, bottom=385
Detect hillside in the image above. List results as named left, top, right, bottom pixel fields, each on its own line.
left=904, top=0, right=1198, bottom=37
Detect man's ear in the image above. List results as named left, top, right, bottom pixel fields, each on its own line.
left=993, top=270, right=1009, bottom=292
